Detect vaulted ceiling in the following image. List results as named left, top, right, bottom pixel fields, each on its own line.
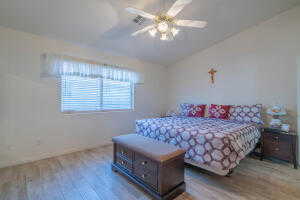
left=0, top=0, right=299, bottom=66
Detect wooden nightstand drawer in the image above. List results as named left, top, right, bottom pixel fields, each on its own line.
left=263, top=138, right=291, bottom=161
left=261, top=128, right=298, bottom=169
left=263, top=131, right=292, bottom=143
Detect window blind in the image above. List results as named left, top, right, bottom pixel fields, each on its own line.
left=102, top=79, right=133, bottom=110
left=61, top=75, right=133, bottom=112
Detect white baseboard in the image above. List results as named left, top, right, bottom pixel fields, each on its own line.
left=0, top=140, right=113, bottom=169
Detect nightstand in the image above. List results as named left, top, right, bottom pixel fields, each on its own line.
left=261, top=127, right=298, bottom=169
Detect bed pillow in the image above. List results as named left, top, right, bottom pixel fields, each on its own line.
left=187, top=104, right=206, bottom=117
left=208, top=104, right=231, bottom=119
left=229, top=104, right=263, bottom=124
left=179, top=103, right=193, bottom=116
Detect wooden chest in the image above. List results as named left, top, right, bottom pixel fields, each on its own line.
left=112, top=134, right=186, bottom=200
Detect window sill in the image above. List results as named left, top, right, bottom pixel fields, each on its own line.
left=61, top=109, right=135, bottom=115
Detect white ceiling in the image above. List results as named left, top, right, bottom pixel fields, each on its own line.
left=0, top=0, right=299, bottom=66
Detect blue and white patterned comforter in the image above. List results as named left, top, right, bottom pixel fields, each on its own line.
left=136, top=116, right=260, bottom=173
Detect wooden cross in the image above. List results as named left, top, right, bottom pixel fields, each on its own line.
left=208, top=68, right=217, bottom=84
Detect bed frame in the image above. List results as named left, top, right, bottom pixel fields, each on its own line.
left=184, top=159, right=234, bottom=176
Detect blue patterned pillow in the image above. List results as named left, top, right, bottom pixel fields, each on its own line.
left=229, top=104, right=263, bottom=124
left=179, top=103, right=193, bottom=116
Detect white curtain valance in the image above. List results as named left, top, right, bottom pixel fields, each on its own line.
left=41, top=54, right=142, bottom=84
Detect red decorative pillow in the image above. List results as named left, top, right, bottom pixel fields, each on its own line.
left=208, top=104, right=231, bottom=119
left=188, top=104, right=206, bottom=117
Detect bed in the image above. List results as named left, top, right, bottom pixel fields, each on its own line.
left=135, top=116, right=260, bottom=176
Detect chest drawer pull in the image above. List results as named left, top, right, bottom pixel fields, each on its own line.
left=121, top=161, right=125, bottom=165
left=141, top=161, right=147, bottom=165
left=275, top=148, right=280, bottom=151
left=141, top=174, right=147, bottom=179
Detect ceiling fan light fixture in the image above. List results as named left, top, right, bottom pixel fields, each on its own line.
left=149, top=28, right=157, bottom=37
left=157, top=21, right=169, bottom=33
left=160, top=33, right=168, bottom=41
left=171, top=28, right=179, bottom=36
left=127, top=0, right=208, bottom=41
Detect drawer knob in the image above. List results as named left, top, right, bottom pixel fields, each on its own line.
left=141, top=161, right=148, bottom=165
left=275, top=148, right=280, bottom=151
left=141, top=174, right=147, bottom=179
left=121, top=161, right=125, bottom=165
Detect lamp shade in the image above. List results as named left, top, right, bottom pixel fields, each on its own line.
left=267, top=105, right=286, bottom=116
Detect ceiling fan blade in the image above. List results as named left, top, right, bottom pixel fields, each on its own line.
left=167, top=0, right=192, bottom=17
left=175, top=20, right=207, bottom=28
left=126, top=7, right=155, bottom=20
left=132, top=25, right=155, bottom=36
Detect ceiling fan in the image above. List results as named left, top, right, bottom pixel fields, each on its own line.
left=126, top=0, right=207, bottom=41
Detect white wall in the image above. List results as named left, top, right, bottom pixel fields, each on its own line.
left=167, top=6, right=300, bottom=130
left=297, top=54, right=300, bottom=164
left=0, top=27, right=167, bottom=168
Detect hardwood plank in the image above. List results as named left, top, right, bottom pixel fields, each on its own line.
left=68, top=152, right=120, bottom=200
left=12, top=165, right=28, bottom=200
left=0, top=145, right=299, bottom=200
left=35, top=159, right=65, bottom=200
left=56, top=155, right=102, bottom=200
left=77, top=151, right=147, bottom=200
left=47, top=158, right=84, bottom=200
left=21, top=162, right=45, bottom=200
left=80, top=150, right=151, bottom=199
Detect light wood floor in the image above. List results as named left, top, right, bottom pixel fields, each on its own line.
left=0, top=145, right=299, bottom=200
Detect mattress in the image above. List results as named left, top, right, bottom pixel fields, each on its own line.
left=135, top=116, right=260, bottom=175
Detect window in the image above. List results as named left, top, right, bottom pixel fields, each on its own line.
left=61, top=75, right=134, bottom=112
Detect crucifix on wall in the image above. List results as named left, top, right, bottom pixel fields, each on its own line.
left=208, top=68, right=217, bottom=84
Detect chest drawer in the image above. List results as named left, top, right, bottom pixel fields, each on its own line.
left=116, top=156, right=132, bottom=172
left=263, top=132, right=292, bottom=161
left=116, top=144, right=133, bottom=161
left=134, top=165, right=158, bottom=190
left=134, top=153, right=158, bottom=172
